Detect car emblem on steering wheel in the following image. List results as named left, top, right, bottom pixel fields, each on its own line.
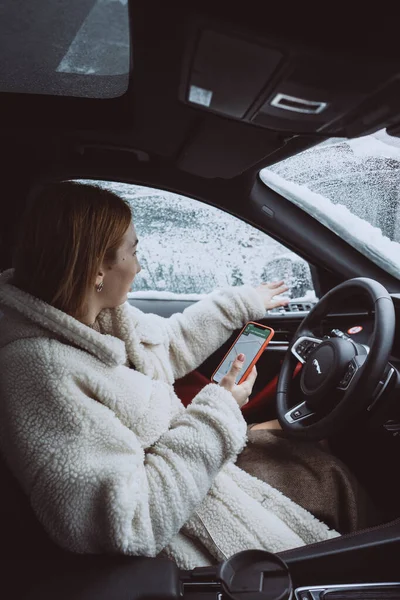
left=312, top=358, right=322, bottom=374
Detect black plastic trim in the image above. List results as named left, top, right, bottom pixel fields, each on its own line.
left=278, top=519, right=400, bottom=586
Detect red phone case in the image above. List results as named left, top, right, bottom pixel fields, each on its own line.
left=211, top=321, right=275, bottom=384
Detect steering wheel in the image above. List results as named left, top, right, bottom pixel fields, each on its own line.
left=276, top=278, right=396, bottom=440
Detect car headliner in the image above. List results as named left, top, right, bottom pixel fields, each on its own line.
left=1, top=2, right=400, bottom=179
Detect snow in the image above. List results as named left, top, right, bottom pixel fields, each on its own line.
left=260, top=170, right=400, bottom=279
left=77, top=179, right=314, bottom=299
left=348, top=136, right=400, bottom=161
left=261, top=130, right=400, bottom=281
left=291, top=289, right=318, bottom=302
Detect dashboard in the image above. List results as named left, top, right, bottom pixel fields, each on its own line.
left=268, top=294, right=400, bottom=359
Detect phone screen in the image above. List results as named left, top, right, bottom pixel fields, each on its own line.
left=213, top=323, right=273, bottom=384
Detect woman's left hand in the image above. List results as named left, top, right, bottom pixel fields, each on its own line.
left=255, top=280, right=290, bottom=310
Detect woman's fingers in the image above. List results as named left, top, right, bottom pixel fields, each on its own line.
left=255, top=280, right=290, bottom=310
left=264, top=280, right=285, bottom=289
left=239, top=365, right=257, bottom=397
left=219, top=353, right=245, bottom=389
left=271, top=283, right=289, bottom=296
left=268, top=297, right=290, bottom=309
left=245, top=365, right=257, bottom=388
left=258, top=281, right=289, bottom=296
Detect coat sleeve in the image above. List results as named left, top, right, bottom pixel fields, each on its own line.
left=13, top=345, right=248, bottom=557
left=140, top=285, right=267, bottom=380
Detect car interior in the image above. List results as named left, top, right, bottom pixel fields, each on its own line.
left=1, top=1, right=400, bottom=598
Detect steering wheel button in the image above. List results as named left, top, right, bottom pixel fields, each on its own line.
left=292, top=410, right=302, bottom=419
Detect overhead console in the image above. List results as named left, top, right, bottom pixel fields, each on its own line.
left=180, top=21, right=400, bottom=138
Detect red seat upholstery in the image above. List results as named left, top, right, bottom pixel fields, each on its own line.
left=173, top=370, right=210, bottom=406
left=174, top=364, right=302, bottom=413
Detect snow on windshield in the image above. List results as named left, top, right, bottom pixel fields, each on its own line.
left=260, top=130, right=400, bottom=280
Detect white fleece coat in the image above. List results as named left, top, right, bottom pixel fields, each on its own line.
left=0, top=269, right=338, bottom=569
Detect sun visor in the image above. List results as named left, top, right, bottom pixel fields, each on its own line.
left=180, top=26, right=400, bottom=138
left=184, top=30, right=284, bottom=119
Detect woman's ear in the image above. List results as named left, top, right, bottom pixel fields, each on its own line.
left=95, top=268, right=105, bottom=286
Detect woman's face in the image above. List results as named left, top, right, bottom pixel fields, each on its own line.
left=100, top=222, right=141, bottom=308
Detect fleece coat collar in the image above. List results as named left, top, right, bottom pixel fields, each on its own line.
left=0, top=269, right=163, bottom=369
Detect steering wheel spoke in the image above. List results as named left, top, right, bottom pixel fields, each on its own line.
left=337, top=358, right=359, bottom=391
left=337, top=354, right=368, bottom=391
left=291, top=335, right=323, bottom=364
left=284, top=401, right=315, bottom=424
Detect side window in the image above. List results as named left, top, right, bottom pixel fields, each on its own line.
left=78, top=180, right=315, bottom=300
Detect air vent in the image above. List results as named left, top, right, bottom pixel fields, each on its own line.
left=272, top=329, right=292, bottom=342
left=289, top=302, right=313, bottom=312
left=269, top=301, right=315, bottom=314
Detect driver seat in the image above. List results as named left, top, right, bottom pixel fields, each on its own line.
left=0, top=453, right=69, bottom=559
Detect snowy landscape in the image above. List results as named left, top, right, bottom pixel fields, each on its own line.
left=79, top=130, right=400, bottom=300
left=79, top=180, right=314, bottom=300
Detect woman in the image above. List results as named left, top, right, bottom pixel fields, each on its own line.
left=0, top=182, right=367, bottom=569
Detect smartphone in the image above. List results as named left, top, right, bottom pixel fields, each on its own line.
left=211, top=321, right=275, bottom=385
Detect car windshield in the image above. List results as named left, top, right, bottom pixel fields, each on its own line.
left=260, top=129, right=400, bottom=280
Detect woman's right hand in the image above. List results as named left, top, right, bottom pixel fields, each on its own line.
left=218, top=353, right=257, bottom=408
